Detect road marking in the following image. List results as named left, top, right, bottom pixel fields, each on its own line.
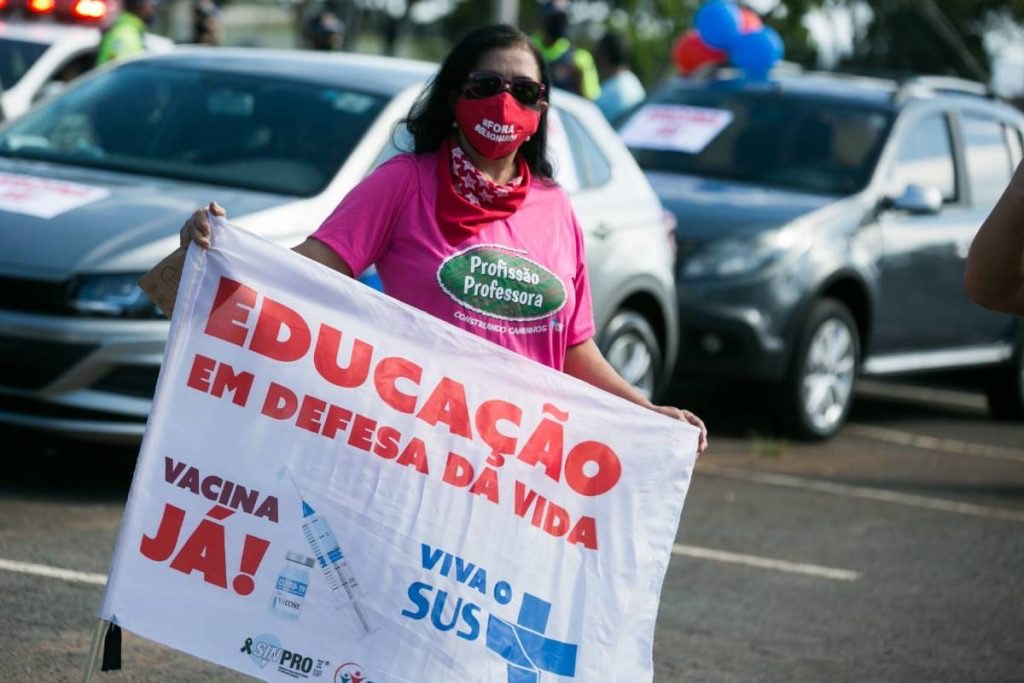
left=0, top=558, right=106, bottom=586
left=699, top=465, right=1024, bottom=523
left=672, top=544, right=860, bottom=581
left=845, top=423, right=1024, bottom=464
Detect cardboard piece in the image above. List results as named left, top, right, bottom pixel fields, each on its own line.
left=137, top=246, right=187, bottom=318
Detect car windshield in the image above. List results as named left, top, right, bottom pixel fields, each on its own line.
left=0, top=38, right=49, bottom=89
left=0, top=61, right=389, bottom=196
left=620, top=86, right=894, bottom=195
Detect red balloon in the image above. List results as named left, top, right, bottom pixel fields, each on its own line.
left=740, top=8, right=763, bottom=33
left=673, top=30, right=728, bottom=75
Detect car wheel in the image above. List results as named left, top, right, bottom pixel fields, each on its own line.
left=600, top=310, right=662, bottom=402
left=781, top=299, right=859, bottom=440
left=985, top=341, right=1024, bottom=420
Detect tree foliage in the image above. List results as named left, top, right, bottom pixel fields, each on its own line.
left=341, top=0, right=1023, bottom=89
left=839, top=0, right=1024, bottom=82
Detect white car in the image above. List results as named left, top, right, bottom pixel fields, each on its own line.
left=0, top=19, right=172, bottom=121
left=0, top=47, right=678, bottom=442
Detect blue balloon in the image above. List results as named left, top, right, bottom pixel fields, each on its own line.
left=731, top=27, right=784, bottom=79
left=695, top=0, right=742, bottom=51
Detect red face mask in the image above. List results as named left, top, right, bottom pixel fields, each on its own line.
left=455, top=93, right=541, bottom=160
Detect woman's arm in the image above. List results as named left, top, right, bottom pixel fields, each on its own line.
left=564, top=339, right=708, bottom=455
left=179, top=201, right=354, bottom=277
left=293, top=237, right=354, bottom=277
left=964, top=160, right=1024, bottom=315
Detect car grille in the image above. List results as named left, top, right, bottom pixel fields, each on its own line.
left=0, top=395, right=147, bottom=423
left=0, top=275, right=74, bottom=315
left=0, top=336, right=98, bottom=390
left=94, top=365, right=160, bottom=399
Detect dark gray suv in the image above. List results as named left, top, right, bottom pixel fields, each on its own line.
left=618, top=72, right=1024, bottom=438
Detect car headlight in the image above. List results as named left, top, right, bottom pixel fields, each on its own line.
left=680, top=232, right=788, bottom=279
left=71, top=273, right=162, bottom=318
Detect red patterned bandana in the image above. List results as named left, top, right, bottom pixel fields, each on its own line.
left=435, top=136, right=531, bottom=246
left=451, top=143, right=524, bottom=206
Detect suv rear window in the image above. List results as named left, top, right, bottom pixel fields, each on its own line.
left=621, top=87, right=893, bottom=195
left=961, top=114, right=1015, bottom=206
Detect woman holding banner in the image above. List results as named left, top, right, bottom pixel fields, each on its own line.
left=179, top=24, right=707, bottom=454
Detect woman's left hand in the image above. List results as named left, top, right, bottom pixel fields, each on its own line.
left=562, top=341, right=709, bottom=456
left=652, top=405, right=708, bottom=456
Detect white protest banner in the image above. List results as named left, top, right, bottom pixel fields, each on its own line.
left=619, top=105, right=734, bottom=154
left=99, top=219, right=698, bottom=683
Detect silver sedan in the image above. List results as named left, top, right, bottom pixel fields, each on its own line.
left=0, top=47, right=678, bottom=443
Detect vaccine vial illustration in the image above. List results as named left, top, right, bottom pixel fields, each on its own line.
left=270, top=551, right=314, bottom=619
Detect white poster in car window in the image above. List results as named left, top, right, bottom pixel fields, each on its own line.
left=0, top=172, right=109, bottom=219
left=98, top=219, right=698, bottom=683
left=619, top=105, right=734, bottom=154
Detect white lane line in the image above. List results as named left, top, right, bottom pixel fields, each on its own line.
left=0, top=558, right=106, bottom=586
left=672, top=544, right=860, bottom=582
left=699, top=466, right=1024, bottom=523
left=845, top=423, right=1024, bottom=464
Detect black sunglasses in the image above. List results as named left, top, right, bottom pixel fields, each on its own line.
left=464, top=71, right=546, bottom=107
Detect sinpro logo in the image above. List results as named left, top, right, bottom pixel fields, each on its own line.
left=240, top=634, right=329, bottom=678
left=334, top=662, right=376, bottom=683
left=437, top=245, right=566, bottom=322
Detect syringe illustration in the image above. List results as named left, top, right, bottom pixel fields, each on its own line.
left=289, top=475, right=374, bottom=635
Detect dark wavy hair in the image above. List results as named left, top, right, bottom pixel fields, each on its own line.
left=402, top=24, right=554, bottom=181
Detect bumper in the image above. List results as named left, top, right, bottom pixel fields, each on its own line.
left=674, top=303, right=790, bottom=382
left=0, top=309, right=167, bottom=444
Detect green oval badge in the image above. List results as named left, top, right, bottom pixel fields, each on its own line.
left=437, top=245, right=567, bottom=321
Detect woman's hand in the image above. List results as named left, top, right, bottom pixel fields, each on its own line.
left=179, top=201, right=226, bottom=249
left=563, top=340, right=708, bottom=456
left=651, top=405, right=708, bottom=456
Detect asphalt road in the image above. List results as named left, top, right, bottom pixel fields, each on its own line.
left=1, top=380, right=1022, bottom=682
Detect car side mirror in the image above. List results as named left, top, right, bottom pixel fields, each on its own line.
left=885, top=184, right=943, bottom=215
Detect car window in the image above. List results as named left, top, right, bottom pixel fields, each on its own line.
left=620, top=88, right=893, bottom=195
left=51, top=51, right=98, bottom=87
left=889, top=114, right=956, bottom=202
left=0, top=62, right=389, bottom=197
left=544, top=107, right=579, bottom=192
left=0, top=38, right=49, bottom=89
left=371, top=122, right=412, bottom=170
left=961, top=114, right=1015, bottom=206
left=557, top=108, right=611, bottom=189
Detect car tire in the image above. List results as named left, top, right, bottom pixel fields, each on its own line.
left=985, top=341, right=1024, bottom=420
left=600, top=310, right=663, bottom=402
left=780, top=298, right=859, bottom=440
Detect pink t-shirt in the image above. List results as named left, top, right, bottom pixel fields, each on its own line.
left=312, top=152, right=595, bottom=371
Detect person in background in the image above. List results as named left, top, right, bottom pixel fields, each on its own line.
left=305, top=9, right=345, bottom=51
left=193, top=0, right=223, bottom=46
left=96, top=0, right=159, bottom=66
left=593, top=31, right=645, bottom=123
left=964, top=159, right=1024, bottom=316
left=532, top=0, right=600, bottom=100
left=179, top=23, right=708, bottom=455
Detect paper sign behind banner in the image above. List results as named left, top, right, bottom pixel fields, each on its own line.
left=0, top=172, right=109, bottom=218
left=620, top=104, right=734, bottom=154
left=99, top=219, right=698, bottom=683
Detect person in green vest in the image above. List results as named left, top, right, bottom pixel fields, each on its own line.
left=96, top=0, right=159, bottom=66
left=532, top=0, right=600, bottom=100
